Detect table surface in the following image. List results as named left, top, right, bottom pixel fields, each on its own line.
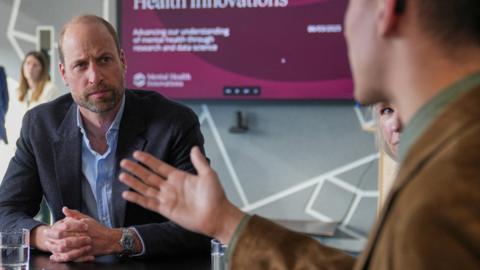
left=29, top=253, right=211, bottom=270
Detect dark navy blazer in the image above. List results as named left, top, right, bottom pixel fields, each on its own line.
left=0, top=89, right=209, bottom=257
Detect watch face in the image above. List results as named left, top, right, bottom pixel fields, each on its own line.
left=125, top=237, right=134, bottom=249
left=121, top=228, right=135, bottom=255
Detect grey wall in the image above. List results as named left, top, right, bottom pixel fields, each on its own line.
left=0, top=0, right=116, bottom=90
left=0, top=0, right=379, bottom=242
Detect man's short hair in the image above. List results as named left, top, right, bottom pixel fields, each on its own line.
left=416, top=0, right=480, bottom=48
left=58, top=15, right=121, bottom=63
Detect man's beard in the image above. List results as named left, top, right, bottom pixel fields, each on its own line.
left=77, top=83, right=123, bottom=113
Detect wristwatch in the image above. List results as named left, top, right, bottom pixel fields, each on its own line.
left=118, top=228, right=135, bottom=258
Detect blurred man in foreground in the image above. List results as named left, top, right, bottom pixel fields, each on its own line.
left=120, top=0, right=480, bottom=269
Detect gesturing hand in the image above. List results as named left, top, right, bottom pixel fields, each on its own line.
left=119, top=146, right=245, bottom=244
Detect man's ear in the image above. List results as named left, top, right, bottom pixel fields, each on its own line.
left=120, top=49, right=127, bottom=72
left=59, top=62, right=68, bottom=86
left=377, top=0, right=403, bottom=36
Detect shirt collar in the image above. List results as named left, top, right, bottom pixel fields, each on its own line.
left=76, top=93, right=126, bottom=134
left=109, top=94, right=126, bottom=132
left=398, top=72, right=480, bottom=162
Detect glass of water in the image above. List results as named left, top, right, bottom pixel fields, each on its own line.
left=211, top=239, right=228, bottom=270
left=0, top=229, right=29, bottom=270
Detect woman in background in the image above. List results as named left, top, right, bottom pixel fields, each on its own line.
left=6, top=50, right=61, bottom=151
left=14, top=51, right=60, bottom=224
left=18, top=50, right=60, bottom=109
left=375, top=102, right=401, bottom=159
left=374, top=102, right=402, bottom=208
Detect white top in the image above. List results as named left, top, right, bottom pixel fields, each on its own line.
left=21, top=81, right=61, bottom=110
left=1, top=81, right=62, bottom=180
left=0, top=82, right=62, bottom=152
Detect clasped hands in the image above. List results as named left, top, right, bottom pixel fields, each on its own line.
left=32, top=207, right=121, bottom=262
left=32, top=146, right=242, bottom=262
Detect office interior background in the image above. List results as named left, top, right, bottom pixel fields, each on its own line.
left=0, top=0, right=379, bottom=250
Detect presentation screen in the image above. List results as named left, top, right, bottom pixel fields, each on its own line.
left=119, top=0, right=352, bottom=100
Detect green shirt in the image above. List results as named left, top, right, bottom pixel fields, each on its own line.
left=226, top=214, right=252, bottom=262
left=398, top=72, right=480, bottom=163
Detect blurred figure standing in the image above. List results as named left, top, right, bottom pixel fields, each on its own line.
left=0, top=66, right=8, bottom=144
left=0, top=66, right=12, bottom=182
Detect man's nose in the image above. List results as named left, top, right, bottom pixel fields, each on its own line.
left=389, top=117, right=402, bottom=133
left=87, top=63, right=103, bottom=85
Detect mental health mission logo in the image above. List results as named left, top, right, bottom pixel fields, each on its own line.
left=132, top=72, right=192, bottom=88
left=133, top=72, right=147, bottom=87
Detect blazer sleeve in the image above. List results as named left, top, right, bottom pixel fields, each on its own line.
left=0, top=110, right=45, bottom=231
left=231, top=215, right=356, bottom=270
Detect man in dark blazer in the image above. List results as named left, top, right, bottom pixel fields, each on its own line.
left=118, top=0, right=480, bottom=269
left=0, top=15, right=209, bottom=262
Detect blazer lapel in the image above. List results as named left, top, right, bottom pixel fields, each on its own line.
left=355, top=87, right=480, bottom=269
left=112, top=91, right=147, bottom=227
left=52, top=103, right=83, bottom=218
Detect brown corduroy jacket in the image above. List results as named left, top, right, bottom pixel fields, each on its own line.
left=230, top=87, right=480, bottom=269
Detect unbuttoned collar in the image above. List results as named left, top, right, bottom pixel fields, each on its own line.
left=76, top=94, right=126, bottom=135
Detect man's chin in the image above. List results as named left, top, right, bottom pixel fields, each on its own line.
left=81, top=101, right=117, bottom=114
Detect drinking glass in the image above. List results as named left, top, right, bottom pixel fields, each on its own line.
left=211, top=239, right=228, bottom=270
left=0, top=229, right=29, bottom=270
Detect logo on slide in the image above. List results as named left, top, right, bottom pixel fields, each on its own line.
left=133, top=72, right=146, bottom=87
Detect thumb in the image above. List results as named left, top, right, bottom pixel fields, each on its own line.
left=62, top=207, right=86, bottom=219
left=190, top=146, right=210, bottom=175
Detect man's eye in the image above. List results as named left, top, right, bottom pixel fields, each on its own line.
left=380, top=107, right=394, bottom=115
left=100, top=57, right=112, bottom=63
left=74, top=63, right=86, bottom=70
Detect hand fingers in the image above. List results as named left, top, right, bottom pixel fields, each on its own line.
left=46, top=231, right=89, bottom=240
left=63, top=207, right=87, bottom=219
left=190, top=146, right=210, bottom=175
left=119, top=172, right=161, bottom=198
left=120, top=159, right=166, bottom=189
left=132, top=151, right=176, bottom=178
left=45, top=236, right=92, bottom=253
left=122, top=190, right=164, bottom=214
left=120, top=159, right=156, bottom=182
left=47, top=220, right=88, bottom=239
left=49, top=245, right=92, bottom=263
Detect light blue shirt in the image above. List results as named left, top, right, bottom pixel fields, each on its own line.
left=76, top=95, right=125, bottom=228
left=76, top=95, right=146, bottom=256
